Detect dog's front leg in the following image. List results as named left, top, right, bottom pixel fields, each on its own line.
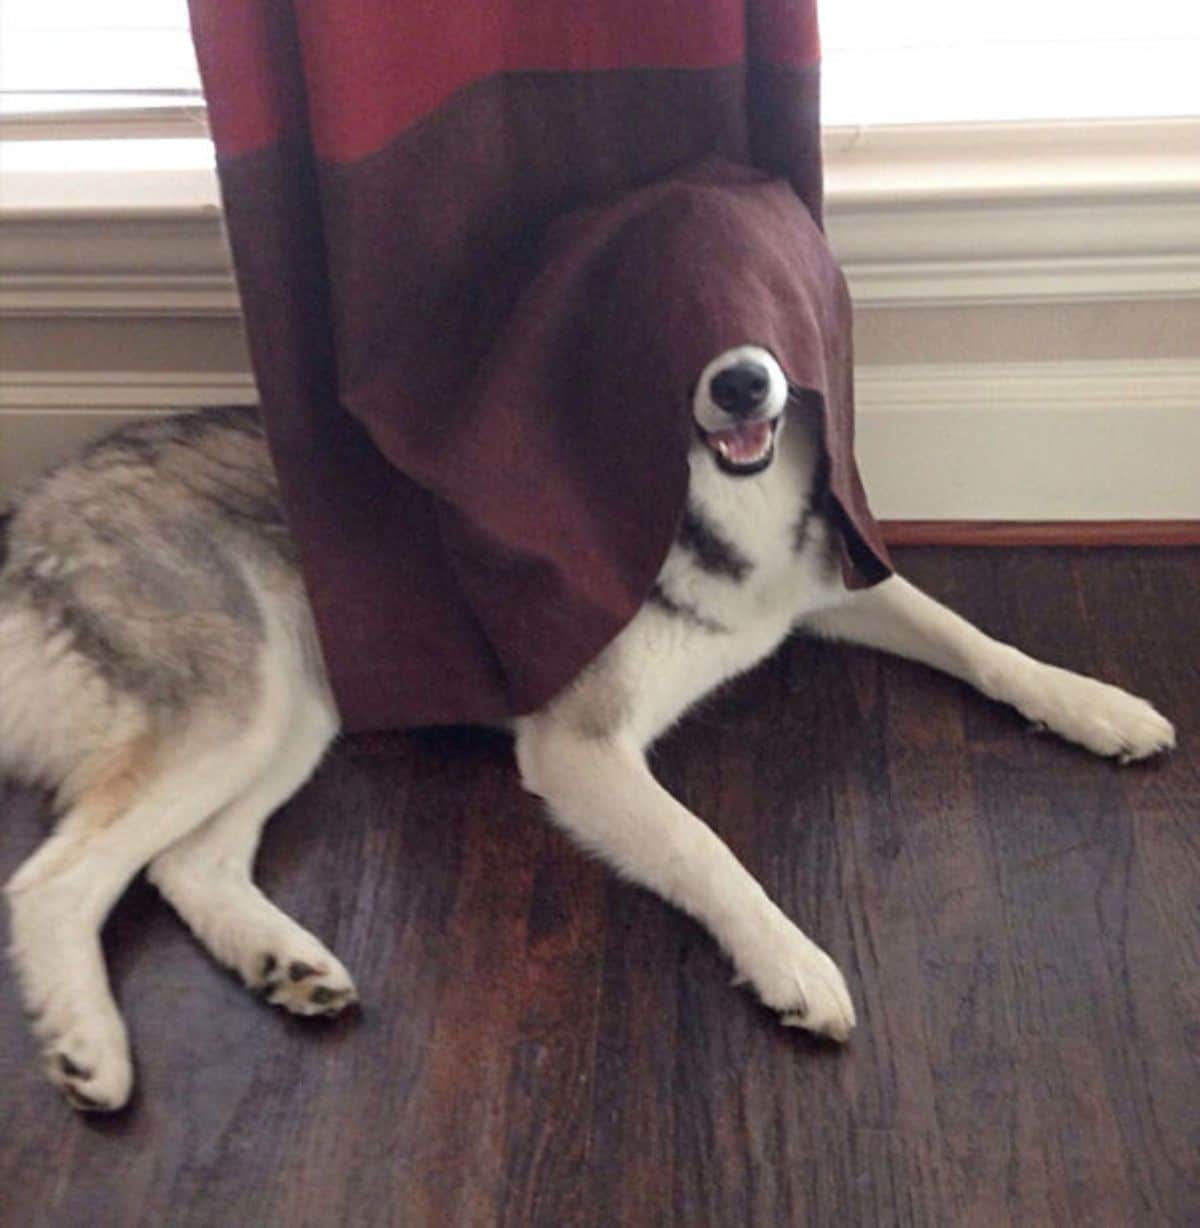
left=806, top=575, right=1175, bottom=762
left=514, top=717, right=855, bottom=1039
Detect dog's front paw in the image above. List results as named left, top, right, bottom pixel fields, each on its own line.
left=995, top=655, right=1176, bottom=763
left=736, top=923, right=856, bottom=1042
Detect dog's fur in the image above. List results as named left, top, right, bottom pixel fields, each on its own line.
left=0, top=345, right=1175, bottom=1111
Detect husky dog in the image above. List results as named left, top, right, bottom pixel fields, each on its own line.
left=0, top=345, right=1175, bottom=1111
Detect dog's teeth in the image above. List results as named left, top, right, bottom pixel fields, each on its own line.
left=715, top=440, right=731, bottom=459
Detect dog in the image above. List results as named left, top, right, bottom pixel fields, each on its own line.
left=0, top=344, right=1175, bottom=1111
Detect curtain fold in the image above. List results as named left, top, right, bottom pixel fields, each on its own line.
left=189, top=0, right=890, bottom=732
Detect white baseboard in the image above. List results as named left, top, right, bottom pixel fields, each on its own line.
left=0, top=370, right=258, bottom=411
left=855, top=359, right=1200, bottom=519
left=0, top=372, right=257, bottom=495
left=2, top=361, right=1198, bottom=519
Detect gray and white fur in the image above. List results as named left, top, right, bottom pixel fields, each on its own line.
left=0, top=346, right=1175, bottom=1111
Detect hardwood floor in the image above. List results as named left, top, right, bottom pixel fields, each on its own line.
left=1, top=548, right=1197, bottom=1227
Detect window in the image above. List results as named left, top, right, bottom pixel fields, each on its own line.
left=0, top=0, right=199, bottom=118
left=821, top=0, right=1200, bottom=125
left=2, top=2, right=1198, bottom=128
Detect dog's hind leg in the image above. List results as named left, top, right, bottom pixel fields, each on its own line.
left=805, top=575, right=1175, bottom=761
left=5, top=711, right=288, bottom=1111
left=146, top=689, right=356, bottom=1017
left=515, top=718, right=856, bottom=1040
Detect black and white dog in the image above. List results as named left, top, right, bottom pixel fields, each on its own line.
left=0, top=344, right=1174, bottom=1110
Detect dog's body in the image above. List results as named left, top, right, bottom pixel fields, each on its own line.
left=1, top=346, right=1175, bottom=1110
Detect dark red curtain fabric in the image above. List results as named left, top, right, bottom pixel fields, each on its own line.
left=188, top=0, right=890, bottom=732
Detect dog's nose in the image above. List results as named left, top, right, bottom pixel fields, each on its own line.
left=709, top=361, right=771, bottom=417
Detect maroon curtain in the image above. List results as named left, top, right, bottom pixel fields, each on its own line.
left=188, top=0, right=890, bottom=732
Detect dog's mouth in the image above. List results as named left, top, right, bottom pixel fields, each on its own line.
left=698, top=416, right=781, bottom=476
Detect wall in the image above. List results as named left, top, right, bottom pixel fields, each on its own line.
left=3, top=121, right=1199, bottom=523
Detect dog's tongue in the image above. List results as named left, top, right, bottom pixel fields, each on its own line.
left=708, top=419, right=773, bottom=462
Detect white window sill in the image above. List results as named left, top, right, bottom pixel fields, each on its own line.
left=823, top=118, right=1200, bottom=205
left=0, top=131, right=219, bottom=215
left=1, top=117, right=1198, bottom=313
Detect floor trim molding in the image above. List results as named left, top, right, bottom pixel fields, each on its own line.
left=3, top=362, right=1199, bottom=521
left=856, top=358, right=1200, bottom=520
left=882, top=521, right=1200, bottom=547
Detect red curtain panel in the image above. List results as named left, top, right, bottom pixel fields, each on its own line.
left=188, top=0, right=890, bottom=731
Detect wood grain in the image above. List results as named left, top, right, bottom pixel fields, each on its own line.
left=1, top=547, right=1197, bottom=1227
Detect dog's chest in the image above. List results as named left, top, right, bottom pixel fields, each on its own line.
left=659, top=419, right=843, bottom=629
left=580, top=418, right=848, bottom=745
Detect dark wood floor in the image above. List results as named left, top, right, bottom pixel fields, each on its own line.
left=1, top=548, right=1197, bottom=1227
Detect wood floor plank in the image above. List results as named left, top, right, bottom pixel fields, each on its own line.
left=2, top=548, right=1197, bottom=1226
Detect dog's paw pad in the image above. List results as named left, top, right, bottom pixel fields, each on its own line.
left=42, top=1027, right=132, bottom=1112
left=254, top=948, right=358, bottom=1018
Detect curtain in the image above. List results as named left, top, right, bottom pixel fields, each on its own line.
left=188, top=0, right=889, bottom=732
